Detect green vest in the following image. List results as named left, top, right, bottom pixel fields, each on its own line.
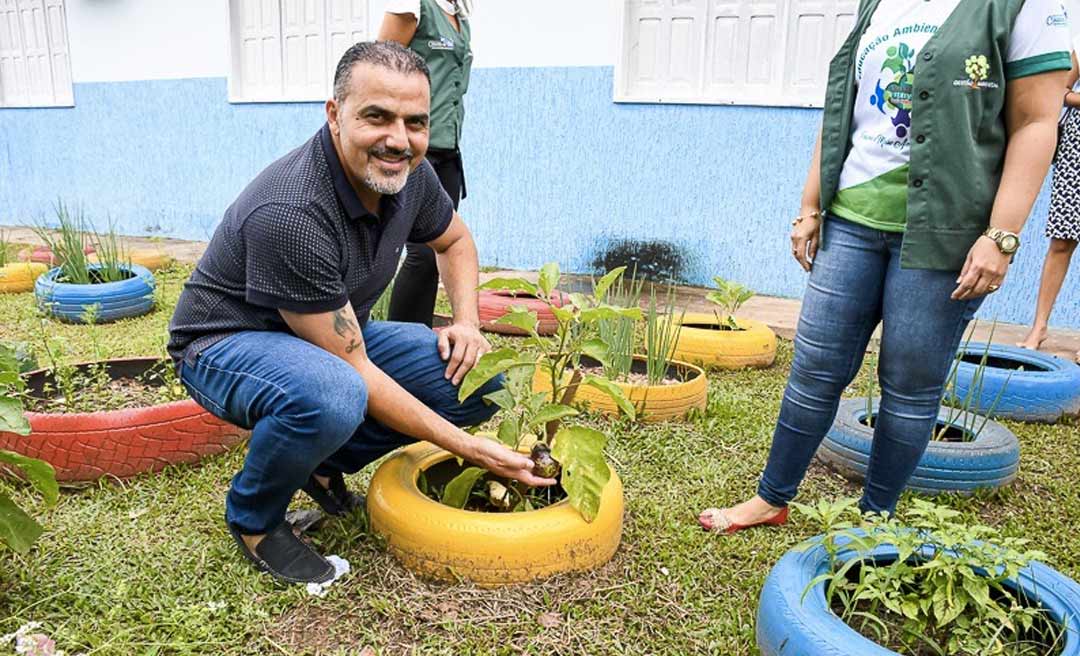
left=409, top=0, right=473, bottom=150
left=819, top=0, right=1064, bottom=270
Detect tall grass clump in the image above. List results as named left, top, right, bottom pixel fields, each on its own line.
left=643, top=284, right=684, bottom=385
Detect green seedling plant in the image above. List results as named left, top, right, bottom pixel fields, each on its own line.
left=450, top=263, right=641, bottom=522
left=368, top=279, right=394, bottom=322
left=706, top=276, right=754, bottom=330
left=939, top=320, right=1014, bottom=442
left=0, top=342, right=59, bottom=554
left=643, top=283, right=685, bottom=386
left=90, top=217, right=132, bottom=284
left=33, top=200, right=93, bottom=285
left=595, top=267, right=643, bottom=381
left=0, top=228, right=10, bottom=267
left=793, top=498, right=1061, bottom=655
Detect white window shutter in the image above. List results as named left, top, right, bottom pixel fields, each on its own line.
left=326, top=0, right=367, bottom=94
left=233, top=0, right=283, bottom=101
left=620, top=0, right=708, bottom=102
left=782, top=0, right=855, bottom=105
left=704, top=0, right=785, bottom=103
left=281, top=0, right=326, bottom=100
left=42, top=0, right=70, bottom=105
left=0, top=0, right=29, bottom=106
left=617, top=0, right=857, bottom=107
left=17, top=0, right=53, bottom=105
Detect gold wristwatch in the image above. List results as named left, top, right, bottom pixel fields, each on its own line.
left=983, top=227, right=1020, bottom=255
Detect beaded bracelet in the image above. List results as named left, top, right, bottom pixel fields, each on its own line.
left=791, top=210, right=822, bottom=227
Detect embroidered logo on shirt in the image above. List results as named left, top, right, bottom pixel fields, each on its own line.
left=954, top=54, right=1000, bottom=90
left=428, top=36, right=455, bottom=51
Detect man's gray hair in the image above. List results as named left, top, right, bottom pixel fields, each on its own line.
left=333, top=41, right=431, bottom=103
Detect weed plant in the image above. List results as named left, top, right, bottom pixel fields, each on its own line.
left=938, top=321, right=1013, bottom=441
left=90, top=218, right=132, bottom=283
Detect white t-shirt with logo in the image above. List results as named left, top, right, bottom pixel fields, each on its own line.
left=384, top=0, right=469, bottom=22
left=830, top=0, right=1073, bottom=232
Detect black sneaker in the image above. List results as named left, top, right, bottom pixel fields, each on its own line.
left=227, top=521, right=334, bottom=584
left=301, top=472, right=365, bottom=516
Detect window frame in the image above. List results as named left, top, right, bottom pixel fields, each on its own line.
left=0, top=0, right=74, bottom=109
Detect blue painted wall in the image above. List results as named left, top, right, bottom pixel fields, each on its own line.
left=1, top=66, right=1076, bottom=329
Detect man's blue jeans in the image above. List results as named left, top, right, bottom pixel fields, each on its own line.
left=179, top=321, right=501, bottom=534
left=758, top=218, right=983, bottom=514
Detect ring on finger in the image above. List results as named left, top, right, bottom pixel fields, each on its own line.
left=988, top=283, right=1000, bottom=292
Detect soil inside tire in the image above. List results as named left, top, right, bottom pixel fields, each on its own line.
left=958, top=353, right=1052, bottom=372
left=679, top=322, right=745, bottom=332
left=21, top=358, right=187, bottom=414
left=578, top=355, right=697, bottom=386
left=420, top=456, right=568, bottom=512
left=57, top=268, right=136, bottom=285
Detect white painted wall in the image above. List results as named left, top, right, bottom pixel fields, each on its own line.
left=66, top=0, right=618, bottom=83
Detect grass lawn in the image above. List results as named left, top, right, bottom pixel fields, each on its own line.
left=1, top=263, right=1078, bottom=655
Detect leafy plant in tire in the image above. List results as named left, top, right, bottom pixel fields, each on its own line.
left=0, top=342, right=59, bottom=554
left=452, top=263, right=642, bottom=522
left=706, top=276, right=754, bottom=330
left=793, top=498, right=1062, bottom=655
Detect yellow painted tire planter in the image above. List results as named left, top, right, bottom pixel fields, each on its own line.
left=534, top=356, right=707, bottom=423
left=87, top=249, right=173, bottom=271
left=367, top=441, right=624, bottom=586
left=0, top=262, right=48, bottom=294
left=665, top=313, right=777, bottom=370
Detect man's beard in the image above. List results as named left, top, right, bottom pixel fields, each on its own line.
left=362, top=146, right=413, bottom=195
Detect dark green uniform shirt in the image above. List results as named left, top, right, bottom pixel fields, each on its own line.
left=408, top=0, right=473, bottom=150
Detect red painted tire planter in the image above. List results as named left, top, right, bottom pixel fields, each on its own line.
left=0, top=358, right=247, bottom=483
left=21, top=244, right=95, bottom=265
left=479, top=290, right=567, bottom=336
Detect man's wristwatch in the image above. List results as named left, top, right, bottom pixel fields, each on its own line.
left=983, top=227, right=1020, bottom=255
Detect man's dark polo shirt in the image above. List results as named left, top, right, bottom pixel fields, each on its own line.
left=167, top=124, right=453, bottom=366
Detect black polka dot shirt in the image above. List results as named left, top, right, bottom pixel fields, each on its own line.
left=167, top=123, right=453, bottom=366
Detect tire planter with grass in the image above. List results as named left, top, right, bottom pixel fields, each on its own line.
left=534, top=355, right=707, bottom=423
left=479, top=290, right=568, bottom=336
left=952, top=343, right=1080, bottom=423
left=756, top=534, right=1080, bottom=655
left=367, top=441, right=623, bottom=586
left=662, top=312, right=777, bottom=370
left=0, top=358, right=247, bottom=483
left=35, top=263, right=156, bottom=323
left=0, top=262, right=48, bottom=294
left=817, top=398, right=1019, bottom=494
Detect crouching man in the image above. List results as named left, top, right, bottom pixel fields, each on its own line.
left=167, top=41, right=553, bottom=584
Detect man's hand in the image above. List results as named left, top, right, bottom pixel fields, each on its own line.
left=466, top=437, right=557, bottom=488
left=952, top=236, right=1010, bottom=300
left=438, top=323, right=491, bottom=385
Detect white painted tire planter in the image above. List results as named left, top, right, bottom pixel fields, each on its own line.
left=817, top=398, right=1019, bottom=494
left=757, top=534, right=1080, bottom=655
left=35, top=264, right=156, bottom=323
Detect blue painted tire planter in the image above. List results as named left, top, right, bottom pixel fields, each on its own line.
left=817, top=398, right=1019, bottom=494
left=34, top=264, right=156, bottom=323
left=952, top=343, right=1080, bottom=423
left=757, top=535, right=1080, bottom=655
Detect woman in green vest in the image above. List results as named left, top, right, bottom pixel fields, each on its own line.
left=380, top=0, right=473, bottom=327
left=700, top=0, right=1074, bottom=534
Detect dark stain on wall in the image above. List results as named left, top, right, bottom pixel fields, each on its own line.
left=591, top=239, right=687, bottom=283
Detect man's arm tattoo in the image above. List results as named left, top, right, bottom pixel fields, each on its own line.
left=333, top=308, right=359, bottom=338
left=332, top=308, right=364, bottom=354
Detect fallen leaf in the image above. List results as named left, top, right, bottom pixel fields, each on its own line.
left=537, top=611, right=562, bottom=628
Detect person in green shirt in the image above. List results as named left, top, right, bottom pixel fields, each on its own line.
left=700, top=0, right=1073, bottom=534
left=380, top=0, right=473, bottom=328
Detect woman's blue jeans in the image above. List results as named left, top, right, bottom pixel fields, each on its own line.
left=179, top=321, right=501, bottom=534
left=757, top=218, right=983, bottom=514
